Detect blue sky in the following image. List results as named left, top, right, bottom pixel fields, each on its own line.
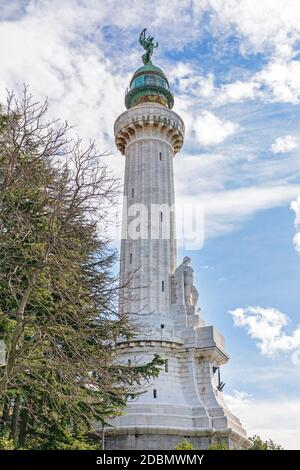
left=1, top=0, right=300, bottom=448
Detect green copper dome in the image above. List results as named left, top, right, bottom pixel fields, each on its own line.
left=125, top=63, right=174, bottom=109
left=130, top=64, right=169, bottom=85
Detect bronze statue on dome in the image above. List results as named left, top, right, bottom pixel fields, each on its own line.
left=139, top=28, right=158, bottom=65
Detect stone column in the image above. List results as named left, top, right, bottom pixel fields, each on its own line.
left=115, top=103, right=184, bottom=321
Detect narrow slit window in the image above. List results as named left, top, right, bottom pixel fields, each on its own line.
left=165, top=360, right=168, bottom=373
left=131, top=188, right=134, bottom=198
left=162, top=280, right=165, bottom=292
left=129, top=253, right=133, bottom=264
left=160, top=211, right=163, bottom=222
left=153, top=389, right=157, bottom=399
left=159, top=152, right=162, bottom=161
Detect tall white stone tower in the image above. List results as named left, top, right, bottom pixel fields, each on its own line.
left=104, top=30, right=251, bottom=450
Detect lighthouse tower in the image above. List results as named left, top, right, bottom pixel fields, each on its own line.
left=105, top=30, right=251, bottom=450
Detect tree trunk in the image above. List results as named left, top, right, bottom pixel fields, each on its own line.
left=18, top=406, right=29, bottom=448
left=10, top=396, right=21, bottom=440
left=0, top=396, right=10, bottom=429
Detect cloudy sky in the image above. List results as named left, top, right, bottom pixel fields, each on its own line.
left=1, top=0, right=300, bottom=449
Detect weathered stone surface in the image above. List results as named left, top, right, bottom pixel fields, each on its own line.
left=102, top=101, right=251, bottom=450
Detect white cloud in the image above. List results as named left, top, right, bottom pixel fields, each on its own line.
left=229, top=306, right=300, bottom=365
left=224, top=390, right=300, bottom=450
left=176, top=71, right=215, bottom=99
left=171, top=60, right=300, bottom=109
left=291, top=196, right=300, bottom=226
left=1, top=0, right=300, bottom=244
left=211, top=59, right=300, bottom=106
left=290, top=196, right=300, bottom=254
left=208, top=0, right=300, bottom=58
left=203, top=186, right=300, bottom=221
left=2, top=0, right=206, bottom=146
left=293, top=233, right=300, bottom=254
left=225, top=362, right=300, bottom=389
left=175, top=183, right=300, bottom=239
left=174, top=58, right=300, bottom=106
left=174, top=153, right=230, bottom=194
left=172, top=1, right=300, bottom=107
left=0, top=0, right=130, bottom=182
left=193, top=111, right=239, bottom=146
left=224, top=389, right=252, bottom=411
left=257, top=60, right=300, bottom=103
left=217, top=80, right=261, bottom=105
left=172, top=66, right=261, bottom=108
left=271, top=135, right=298, bottom=154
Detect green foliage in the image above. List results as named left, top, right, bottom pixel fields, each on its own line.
left=0, top=89, right=163, bottom=449
left=0, top=432, right=15, bottom=450
left=175, top=438, right=195, bottom=450
left=208, top=442, right=229, bottom=450
left=28, top=426, right=99, bottom=450
left=0, top=315, right=16, bottom=341
left=249, top=435, right=283, bottom=450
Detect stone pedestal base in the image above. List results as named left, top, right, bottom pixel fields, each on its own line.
left=96, top=325, right=251, bottom=451
left=104, top=426, right=251, bottom=450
